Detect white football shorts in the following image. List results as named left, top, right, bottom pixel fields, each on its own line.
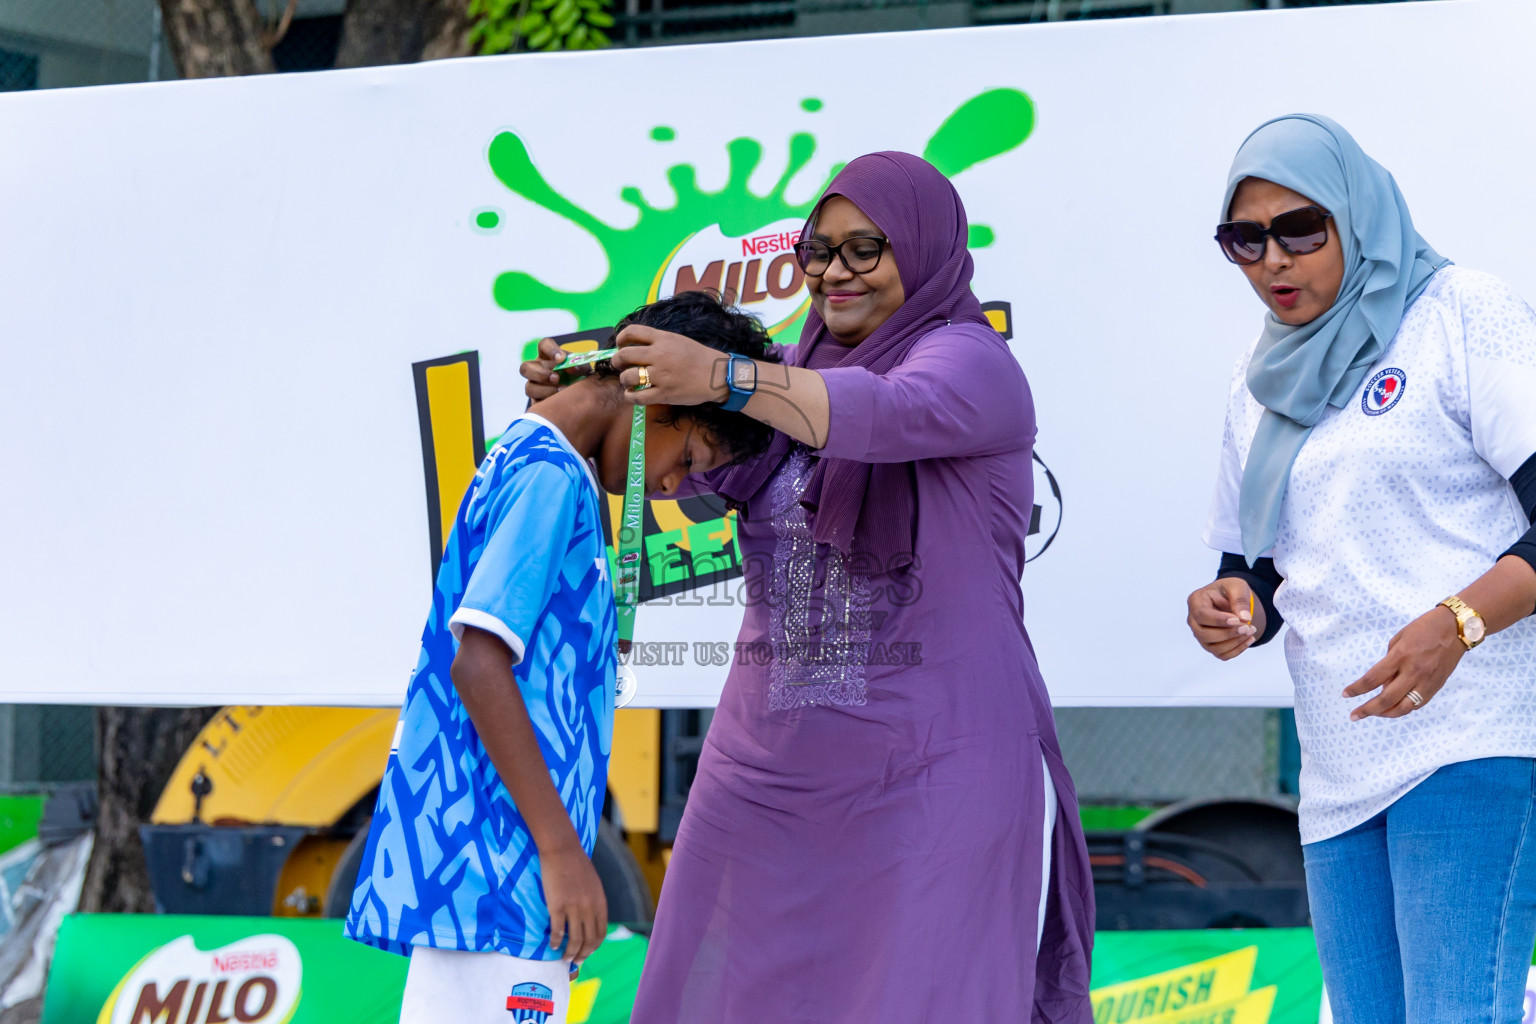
left=400, top=946, right=573, bottom=1024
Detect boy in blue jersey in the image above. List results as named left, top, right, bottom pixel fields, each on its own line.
left=346, top=292, right=777, bottom=1024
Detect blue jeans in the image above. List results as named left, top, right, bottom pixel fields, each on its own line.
left=1304, top=757, right=1536, bottom=1023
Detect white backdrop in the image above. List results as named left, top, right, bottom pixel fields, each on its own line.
left=1, top=0, right=1531, bottom=707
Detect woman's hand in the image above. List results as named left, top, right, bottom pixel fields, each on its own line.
left=1343, top=607, right=1463, bottom=721
left=1186, top=577, right=1262, bottom=661
left=609, top=321, right=833, bottom=447
left=610, top=325, right=730, bottom=406
left=520, top=337, right=577, bottom=403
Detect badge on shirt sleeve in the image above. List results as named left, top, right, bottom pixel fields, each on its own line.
left=1362, top=368, right=1407, bottom=416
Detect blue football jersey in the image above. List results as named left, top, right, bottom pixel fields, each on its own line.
left=346, top=414, right=617, bottom=960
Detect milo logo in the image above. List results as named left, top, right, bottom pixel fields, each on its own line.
left=98, top=935, right=301, bottom=1024
left=409, top=90, right=1039, bottom=593
left=656, top=217, right=811, bottom=335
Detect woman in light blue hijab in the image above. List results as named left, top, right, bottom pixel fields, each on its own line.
left=1186, top=115, right=1536, bottom=1022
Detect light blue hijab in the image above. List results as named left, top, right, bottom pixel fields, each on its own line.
left=1224, top=114, right=1451, bottom=564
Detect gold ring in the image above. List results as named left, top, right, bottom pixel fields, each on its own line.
left=635, top=366, right=652, bottom=391
left=1406, top=689, right=1424, bottom=708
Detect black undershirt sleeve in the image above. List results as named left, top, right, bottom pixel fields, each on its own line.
left=1216, top=553, right=1285, bottom=646
left=1504, top=453, right=1536, bottom=603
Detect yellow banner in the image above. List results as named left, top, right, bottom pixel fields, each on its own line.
left=1091, top=947, right=1277, bottom=1024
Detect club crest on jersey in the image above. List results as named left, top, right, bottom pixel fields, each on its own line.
left=1362, top=368, right=1407, bottom=416
left=506, top=981, right=555, bottom=1022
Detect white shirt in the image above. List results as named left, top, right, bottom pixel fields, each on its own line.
left=1204, top=267, right=1536, bottom=844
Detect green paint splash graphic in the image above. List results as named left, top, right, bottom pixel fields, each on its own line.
left=922, top=88, right=1035, bottom=177
left=483, top=88, right=1036, bottom=359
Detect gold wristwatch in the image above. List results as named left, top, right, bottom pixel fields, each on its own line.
left=1439, top=595, right=1487, bottom=650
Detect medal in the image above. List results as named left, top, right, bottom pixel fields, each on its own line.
left=614, top=663, right=638, bottom=709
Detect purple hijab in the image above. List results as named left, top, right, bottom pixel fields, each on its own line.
left=716, top=151, right=991, bottom=573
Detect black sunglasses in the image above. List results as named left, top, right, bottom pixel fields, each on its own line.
left=794, top=235, right=889, bottom=276
left=1215, top=205, right=1333, bottom=266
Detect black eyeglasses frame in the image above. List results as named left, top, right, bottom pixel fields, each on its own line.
left=1214, top=205, right=1334, bottom=266
left=794, top=235, right=891, bottom=277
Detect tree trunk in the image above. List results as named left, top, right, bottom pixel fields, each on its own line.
left=158, top=0, right=275, bottom=78
left=79, top=707, right=218, bottom=914
left=335, top=0, right=475, bottom=68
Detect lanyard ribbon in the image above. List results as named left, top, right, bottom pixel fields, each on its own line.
left=551, top=347, right=642, bottom=706
left=616, top=399, right=644, bottom=654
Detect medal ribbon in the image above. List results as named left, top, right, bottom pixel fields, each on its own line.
left=550, top=347, right=644, bottom=659
left=616, top=400, right=644, bottom=655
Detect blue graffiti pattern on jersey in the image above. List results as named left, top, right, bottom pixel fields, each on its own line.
left=346, top=416, right=616, bottom=960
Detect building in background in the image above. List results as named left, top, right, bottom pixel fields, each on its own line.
left=1, top=0, right=1412, bottom=90
left=0, top=0, right=161, bottom=90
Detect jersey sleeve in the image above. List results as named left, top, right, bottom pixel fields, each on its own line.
left=1463, top=274, right=1536, bottom=481
left=449, top=458, right=581, bottom=665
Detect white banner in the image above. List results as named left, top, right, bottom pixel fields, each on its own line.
left=1, top=0, right=1530, bottom=707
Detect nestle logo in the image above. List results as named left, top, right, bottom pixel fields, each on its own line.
left=213, top=950, right=279, bottom=973
left=740, top=230, right=799, bottom=257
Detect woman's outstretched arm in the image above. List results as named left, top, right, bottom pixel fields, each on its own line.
left=604, top=322, right=1029, bottom=462
left=521, top=330, right=832, bottom=448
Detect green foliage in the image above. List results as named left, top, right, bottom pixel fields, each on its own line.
left=469, top=0, right=615, bottom=54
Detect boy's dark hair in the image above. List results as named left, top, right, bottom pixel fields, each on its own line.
left=604, top=290, right=781, bottom=466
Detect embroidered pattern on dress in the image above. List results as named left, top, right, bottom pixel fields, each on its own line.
left=766, top=447, right=872, bottom=710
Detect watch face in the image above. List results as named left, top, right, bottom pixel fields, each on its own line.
left=732, top=360, right=755, bottom=389
left=1464, top=615, right=1487, bottom=644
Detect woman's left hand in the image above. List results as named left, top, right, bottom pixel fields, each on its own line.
left=610, top=325, right=729, bottom=406
left=1342, top=607, right=1465, bottom=721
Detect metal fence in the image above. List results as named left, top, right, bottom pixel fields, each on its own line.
left=0, top=707, right=96, bottom=790
left=1057, top=707, right=1289, bottom=805
left=612, top=0, right=1419, bottom=47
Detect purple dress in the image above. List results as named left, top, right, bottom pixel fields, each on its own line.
left=630, top=323, right=1095, bottom=1023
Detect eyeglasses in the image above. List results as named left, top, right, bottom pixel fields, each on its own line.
left=794, top=235, right=889, bottom=276
left=1214, top=205, right=1333, bottom=266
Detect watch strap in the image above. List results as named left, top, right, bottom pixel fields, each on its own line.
left=1439, top=595, right=1484, bottom=649
left=719, top=352, right=754, bottom=412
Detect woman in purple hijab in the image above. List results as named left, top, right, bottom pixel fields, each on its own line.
left=524, top=152, right=1094, bottom=1022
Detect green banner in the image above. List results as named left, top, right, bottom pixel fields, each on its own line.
left=0, top=795, right=43, bottom=856
left=1089, top=929, right=1322, bottom=1024
left=41, top=915, right=646, bottom=1024
left=44, top=914, right=1324, bottom=1024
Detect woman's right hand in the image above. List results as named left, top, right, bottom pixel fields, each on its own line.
left=521, top=337, right=577, bottom=403
left=1186, top=578, right=1262, bottom=660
